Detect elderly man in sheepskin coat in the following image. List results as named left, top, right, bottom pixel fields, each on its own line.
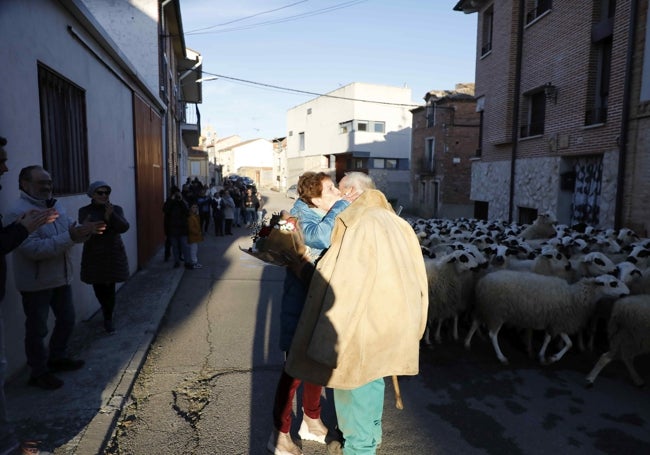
left=285, top=173, right=428, bottom=454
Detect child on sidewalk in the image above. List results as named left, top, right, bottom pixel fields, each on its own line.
left=187, top=203, right=203, bottom=269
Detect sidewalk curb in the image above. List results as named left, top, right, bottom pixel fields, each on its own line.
left=73, top=250, right=185, bottom=454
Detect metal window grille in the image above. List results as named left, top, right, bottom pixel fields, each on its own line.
left=38, top=65, right=88, bottom=195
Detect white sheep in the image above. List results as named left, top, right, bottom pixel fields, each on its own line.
left=519, top=213, right=556, bottom=240
left=423, top=250, right=480, bottom=345
left=585, top=294, right=650, bottom=387
left=582, top=261, right=644, bottom=352
left=464, top=270, right=629, bottom=365
left=569, top=251, right=618, bottom=283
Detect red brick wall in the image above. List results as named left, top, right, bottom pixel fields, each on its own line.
left=411, top=98, right=479, bottom=215
left=469, top=0, right=643, bottom=228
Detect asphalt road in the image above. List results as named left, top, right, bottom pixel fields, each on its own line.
left=107, top=189, right=650, bottom=455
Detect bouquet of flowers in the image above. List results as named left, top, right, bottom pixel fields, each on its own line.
left=239, top=210, right=308, bottom=266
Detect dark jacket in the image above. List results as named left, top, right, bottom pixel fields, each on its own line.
left=78, top=202, right=130, bottom=284
left=163, top=197, right=189, bottom=236
left=0, top=215, right=29, bottom=300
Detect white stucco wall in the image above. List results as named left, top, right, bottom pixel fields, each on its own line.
left=232, top=139, right=274, bottom=170
left=0, top=0, right=139, bottom=376
left=286, top=82, right=413, bottom=160
left=285, top=82, right=414, bottom=194
left=82, top=0, right=160, bottom=96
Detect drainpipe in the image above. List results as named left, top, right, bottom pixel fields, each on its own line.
left=508, top=0, right=525, bottom=223
left=614, top=0, right=638, bottom=230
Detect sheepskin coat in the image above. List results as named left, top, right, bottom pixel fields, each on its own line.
left=78, top=202, right=130, bottom=284
left=285, top=189, right=429, bottom=389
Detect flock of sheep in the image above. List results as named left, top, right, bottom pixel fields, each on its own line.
left=408, top=213, right=650, bottom=388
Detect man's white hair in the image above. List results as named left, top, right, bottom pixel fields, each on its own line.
left=341, top=172, right=375, bottom=192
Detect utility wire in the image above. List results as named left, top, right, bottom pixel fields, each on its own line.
left=186, top=0, right=367, bottom=36
left=198, top=71, right=421, bottom=107
left=185, top=0, right=309, bottom=34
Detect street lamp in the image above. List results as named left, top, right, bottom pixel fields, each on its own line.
left=195, top=76, right=218, bottom=83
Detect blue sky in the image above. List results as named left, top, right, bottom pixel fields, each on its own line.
left=181, top=0, right=478, bottom=141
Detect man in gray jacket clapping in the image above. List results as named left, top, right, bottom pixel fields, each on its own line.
left=7, top=165, right=106, bottom=390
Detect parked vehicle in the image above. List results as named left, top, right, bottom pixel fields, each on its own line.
left=286, top=184, right=298, bottom=199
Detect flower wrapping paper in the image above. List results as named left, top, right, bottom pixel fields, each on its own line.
left=240, top=213, right=307, bottom=266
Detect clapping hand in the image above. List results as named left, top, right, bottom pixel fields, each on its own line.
left=70, top=216, right=107, bottom=241
left=18, top=208, right=59, bottom=233
left=104, top=202, right=114, bottom=221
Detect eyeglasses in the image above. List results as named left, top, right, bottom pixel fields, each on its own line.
left=95, top=190, right=111, bottom=196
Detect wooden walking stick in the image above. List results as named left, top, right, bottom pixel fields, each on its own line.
left=392, top=375, right=403, bottom=410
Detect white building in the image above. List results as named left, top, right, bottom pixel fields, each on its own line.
left=286, top=82, right=415, bottom=204
left=218, top=138, right=275, bottom=187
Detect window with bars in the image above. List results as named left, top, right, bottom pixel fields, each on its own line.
left=38, top=64, right=89, bottom=195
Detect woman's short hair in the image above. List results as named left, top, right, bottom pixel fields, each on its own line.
left=297, top=172, right=331, bottom=207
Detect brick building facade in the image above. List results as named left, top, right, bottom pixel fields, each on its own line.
left=455, top=0, right=648, bottom=233
left=410, top=85, right=479, bottom=218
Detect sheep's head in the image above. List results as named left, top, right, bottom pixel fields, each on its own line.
left=592, top=274, right=630, bottom=299
left=581, top=252, right=617, bottom=276
left=540, top=246, right=572, bottom=271
left=444, top=250, right=480, bottom=272
left=616, top=261, right=642, bottom=284
left=625, top=245, right=650, bottom=264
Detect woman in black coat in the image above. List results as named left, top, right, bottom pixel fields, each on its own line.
left=78, top=181, right=129, bottom=333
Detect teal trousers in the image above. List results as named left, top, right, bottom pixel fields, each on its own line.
left=334, top=378, right=385, bottom=455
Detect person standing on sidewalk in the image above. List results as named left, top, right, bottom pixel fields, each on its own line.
left=186, top=202, right=203, bottom=269
left=197, top=188, right=212, bottom=234
left=78, top=181, right=130, bottom=334
left=0, top=138, right=58, bottom=453
left=210, top=191, right=225, bottom=236
left=163, top=187, right=190, bottom=268
left=230, top=186, right=243, bottom=227
left=243, top=187, right=259, bottom=227
left=221, top=190, right=236, bottom=235
left=7, top=165, right=106, bottom=390
left=285, top=172, right=428, bottom=455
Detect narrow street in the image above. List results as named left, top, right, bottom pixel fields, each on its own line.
left=107, top=189, right=650, bottom=455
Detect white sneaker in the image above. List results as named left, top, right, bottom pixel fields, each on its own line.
left=267, top=430, right=303, bottom=455
left=298, top=414, right=328, bottom=444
